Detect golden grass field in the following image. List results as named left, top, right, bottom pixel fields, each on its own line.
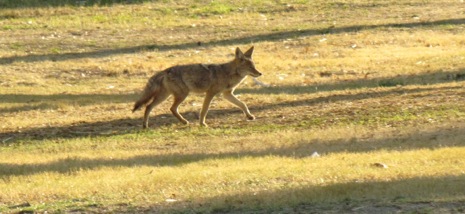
left=1, top=0, right=465, bottom=213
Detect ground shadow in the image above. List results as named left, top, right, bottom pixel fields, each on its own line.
left=2, top=67, right=464, bottom=114
left=0, top=93, right=134, bottom=104
left=1, top=84, right=462, bottom=142
left=238, top=69, right=465, bottom=95
left=2, top=121, right=465, bottom=212
left=0, top=93, right=136, bottom=114
left=1, top=122, right=464, bottom=177
left=1, top=68, right=464, bottom=142
left=0, top=0, right=148, bottom=9
left=1, top=18, right=464, bottom=65
left=147, top=174, right=465, bottom=213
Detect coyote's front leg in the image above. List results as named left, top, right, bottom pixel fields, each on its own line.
left=170, top=93, right=189, bottom=125
left=199, top=92, right=216, bottom=127
left=223, top=91, right=255, bottom=120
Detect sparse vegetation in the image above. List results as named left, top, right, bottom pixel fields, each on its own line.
left=1, top=0, right=465, bottom=213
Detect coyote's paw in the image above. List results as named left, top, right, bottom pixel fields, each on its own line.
left=247, top=115, right=256, bottom=120
left=200, top=122, right=209, bottom=127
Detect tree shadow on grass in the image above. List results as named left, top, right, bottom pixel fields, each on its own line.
left=1, top=122, right=464, bottom=178
left=0, top=93, right=135, bottom=104
left=0, top=0, right=149, bottom=9
left=1, top=67, right=464, bottom=142
left=0, top=93, right=136, bottom=114
left=2, top=122, right=465, bottom=213
left=1, top=83, right=462, bottom=143
left=238, top=69, right=465, bottom=95
left=1, top=67, right=463, bottom=115
left=0, top=18, right=464, bottom=65
left=147, top=174, right=465, bottom=213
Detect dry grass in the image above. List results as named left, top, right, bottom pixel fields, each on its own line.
left=1, top=0, right=465, bottom=213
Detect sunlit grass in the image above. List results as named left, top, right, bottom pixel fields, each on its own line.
left=2, top=127, right=465, bottom=212
left=1, top=0, right=465, bottom=212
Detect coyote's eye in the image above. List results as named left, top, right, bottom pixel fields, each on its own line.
left=249, top=62, right=256, bottom=69
left=244, top=59, right=253, bottom=66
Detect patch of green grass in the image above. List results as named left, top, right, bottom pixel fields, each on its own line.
left=2, top=25, right=14, bottom=30
left=50, top=47, right=61, bottom=54
left=190, top=1, right=235, bottom=16
left=91, top=14, right=109, bottom=23
left=8, top=42, right=24, bottom=50
left=1, top=0, right=465, bottom=213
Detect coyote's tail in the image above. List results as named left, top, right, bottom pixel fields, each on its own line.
left=132, top=72, right=165, bottom=112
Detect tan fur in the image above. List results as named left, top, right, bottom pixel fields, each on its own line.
left=133, top=46, right=262, bottom=128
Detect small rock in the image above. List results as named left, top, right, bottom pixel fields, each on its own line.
left=372, top=163, right=388, bottom=168
left=311, top=151, right=320, bottom=158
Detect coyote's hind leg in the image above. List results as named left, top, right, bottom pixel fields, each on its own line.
left=143, top=90, right=170, bottom=129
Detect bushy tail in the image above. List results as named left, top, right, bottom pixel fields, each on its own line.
left=132, top=72, right=165, bottom=112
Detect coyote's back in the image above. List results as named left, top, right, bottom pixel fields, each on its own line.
left=133, top=46, right=262, bottom=128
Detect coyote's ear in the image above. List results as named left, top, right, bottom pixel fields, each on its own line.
left=235, top=47, right=245, bottom=60
left=244, top=46, right=254, bottom=58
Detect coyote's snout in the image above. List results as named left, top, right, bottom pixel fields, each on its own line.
left=133, top=46, right=262, bottom=128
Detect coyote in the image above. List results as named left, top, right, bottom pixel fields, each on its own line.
left=132, top=46, right=262, bottom=128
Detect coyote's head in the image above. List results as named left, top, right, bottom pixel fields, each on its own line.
left=235, top=46, right=262, bottom=78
